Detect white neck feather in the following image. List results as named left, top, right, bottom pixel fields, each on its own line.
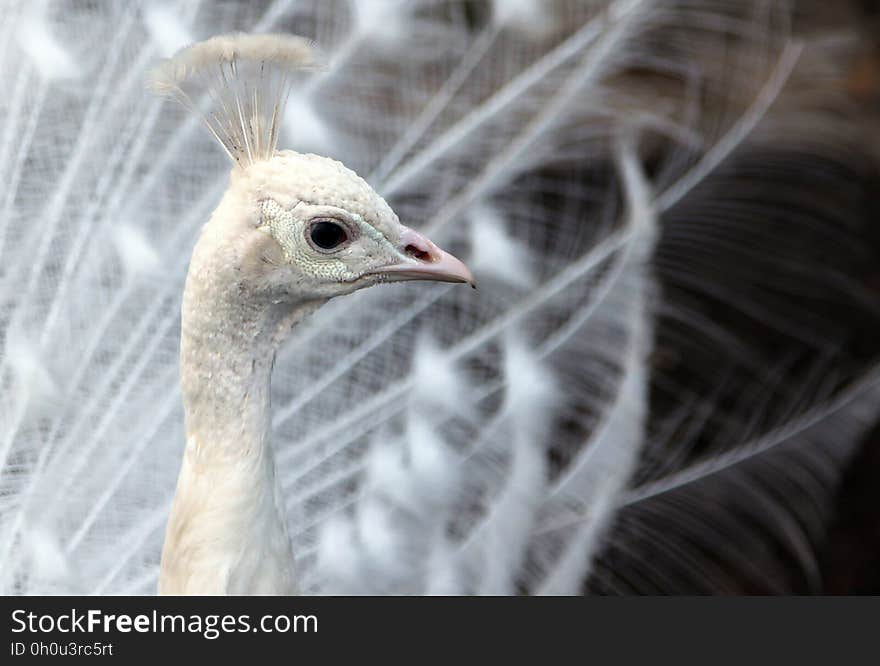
left=159, top=194, right=323, bottom=595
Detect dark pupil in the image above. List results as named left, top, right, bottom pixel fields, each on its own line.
left=310, top=221, right=347, bottom=249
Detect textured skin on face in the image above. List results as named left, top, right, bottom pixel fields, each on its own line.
left=259, top=198, right=356, bottom=282
left=231, top=150, right=406, bottom=285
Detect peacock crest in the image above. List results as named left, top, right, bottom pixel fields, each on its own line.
left=149, top=33, right=318, bottom=167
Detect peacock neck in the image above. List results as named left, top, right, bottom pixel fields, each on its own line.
left=159, top=238, right=324, bottom=595
left=178, top=286, right=316, bottom=460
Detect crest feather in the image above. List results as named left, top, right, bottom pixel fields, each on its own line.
left=149, top=33, right=317, bottom=167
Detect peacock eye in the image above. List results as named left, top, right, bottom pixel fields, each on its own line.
left=308, top=220, right=349, bottom=251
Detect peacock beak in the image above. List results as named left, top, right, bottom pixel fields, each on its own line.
left=375, top=227, right=475, bottom=287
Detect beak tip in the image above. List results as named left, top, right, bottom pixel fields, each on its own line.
left=384, top=226, right=477, bottom=288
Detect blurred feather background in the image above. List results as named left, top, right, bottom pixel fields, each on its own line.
left=0, top=0, right=878, bottom=594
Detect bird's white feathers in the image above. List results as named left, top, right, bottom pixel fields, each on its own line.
left=1, top=0, right=878, bottom=594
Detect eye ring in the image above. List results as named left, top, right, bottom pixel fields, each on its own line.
left=306, top=218, right=351, bottom=252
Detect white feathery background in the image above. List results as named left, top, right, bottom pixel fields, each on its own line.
left=1, top=0, right=879, bottom=594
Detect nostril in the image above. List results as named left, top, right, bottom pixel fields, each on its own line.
left=405, top=244, right=433, bottom=262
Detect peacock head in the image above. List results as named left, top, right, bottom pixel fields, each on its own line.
left=220, top=150, right=473, bottom=303
left=152, top=34, right=472, bottom=304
